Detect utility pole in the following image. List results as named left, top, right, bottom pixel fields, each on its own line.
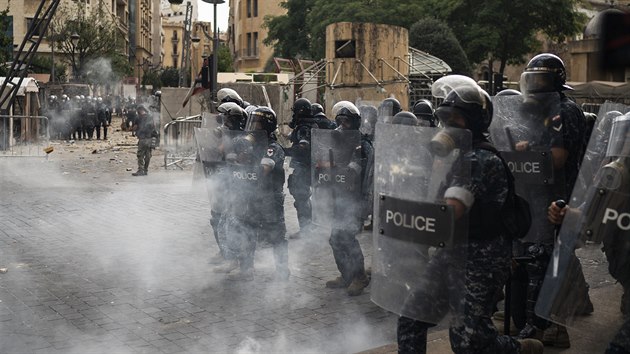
left=178, top=1, right=193, bottom=88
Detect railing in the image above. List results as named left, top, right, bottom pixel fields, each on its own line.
left=0, top=115, right=51, bottom=157
left=163, top=114, right=202, bottom=169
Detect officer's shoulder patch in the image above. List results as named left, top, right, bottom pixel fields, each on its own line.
left=267, top=148, right=274, bottom=157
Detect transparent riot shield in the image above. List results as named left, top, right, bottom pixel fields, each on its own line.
left=201, top=112, right=221, bottom=128
left=194, top=123, right=227, bottom=210
left=536, top=110, right=630, bottom=347
left=310, top=129, right=362, bottom=229
left=371, top=122, right=471, bottom=324
left=222, top=130, right=269, bottom=220
left=489, top=92, right=563, bottom=244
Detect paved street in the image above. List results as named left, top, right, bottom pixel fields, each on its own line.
left=0, top=118, right=396, bottom=353
left=0, top=117, right=625, bottom=353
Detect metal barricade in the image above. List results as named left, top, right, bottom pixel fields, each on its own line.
left=163, top=114, right=202, bottom=169
left=0, top=115, right=51, bottom=157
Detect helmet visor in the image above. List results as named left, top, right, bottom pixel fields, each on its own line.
left=520, top=71, right=555, bottom=95
left=245, top=115, right=265, bottom=132
left=435, top=106, right=467, bottom=128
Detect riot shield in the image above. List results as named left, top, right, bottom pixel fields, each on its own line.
left=489, top=92, right=563, bottom=244
left=222, top=130, right=269, bottom=220
left=535, top=108, right=630, bottom=345
left=194, top=123, right=226, bottom=209
left=201, top=112, right=221, bottom=128
left=310, top=129, right=362, bottom=228
left=371, top=122, right=471, bottom=324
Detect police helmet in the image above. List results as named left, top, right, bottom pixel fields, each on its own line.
left=378, top=98, right=402, bottom=119
left=136, top=104, right=149, bottom=114
left=520, top=53, right=572, bottom=94
left=311, top=103, right=325, bottom=116
left=495, top=89, right=521, bottom=97
left=218, top=102, right=247, bottom=130
left=433, top=75, right=492, bottom=135
left=293, top=98, right=312, bottom=118
left=246, top=106, right=277, bottom=136
left=332, top=101, right=361, bottom=130
left=391, top=111, right=419, bottom=126
left=412, top=99, right=435, bottom=127
left=217, top=88, right=244, bottom=106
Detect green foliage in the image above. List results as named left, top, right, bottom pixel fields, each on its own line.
left=409, top=18, right=471, bottom=75
left=217, top=44, right=234, bottom=72
left=51, top=1, right=127, bottom=84
left=28, top=54, right=67, bottom=82
left=142, top=69, right=161, bottom=89
left=263, top=0, right=313, bottom=58
left=424, top=0, right=587, bottom=72
left=0, top=2, right=11, bottom=69
left=265, top=0, right=587, bottom=75
left=160, top=67, right=180, bottom=88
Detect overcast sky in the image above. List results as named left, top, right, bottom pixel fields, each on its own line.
left=197, top=1, right=230, bottom=32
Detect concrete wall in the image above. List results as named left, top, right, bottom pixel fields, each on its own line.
left=159, top=83, right=293, bottom=140
left=324, top=22, right=410, bottom=112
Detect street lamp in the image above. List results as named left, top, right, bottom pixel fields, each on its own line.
left=201, top=0, right=225, bottom=104
left=70, top=32, right=80, bottom=81
left=168, top=0, right=183, bottom=12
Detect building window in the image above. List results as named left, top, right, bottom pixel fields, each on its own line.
left=253, top=0, right=258, bottom=17
left=253, top=32, right=258, bottom=56
left=247, top=0, right=251, bottom=18
left=26, top=18, right=45, bottom=37
left=246, top=32, right=252, bottom=57
left=172, top=30, right=178, bottom=40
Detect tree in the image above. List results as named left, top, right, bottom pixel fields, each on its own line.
left=409, top=18, right=471, bottom=75
left=0, top=1, right=12, bottom=76
left=28, top=54, right=67, bottom=82
left=264, top=0, right=427, bottom=60
left=50, top=1, right=129, bottom=84
left=160, top=67, right=180, bottom=88
left=263, top=0, right=314, bottom=58
left=217, top=44, right=234, bottom=73
left=424, top=0, right=587, bottom=73
left=141, top=69, right=161, bottom=90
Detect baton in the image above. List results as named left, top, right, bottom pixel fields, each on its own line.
left=551, top=199, right=567, bottom=277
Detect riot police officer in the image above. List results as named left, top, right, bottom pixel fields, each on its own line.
left=287, top=98, right=322, bottom=239
left=396, top=76, right=542, bottom=353
left=211, top=102, right=249, bottom=273
left=245, top=106, right=290, bottom=280
left=321, top=101, right=372, bottom=296
left=511, top=53, right=590, bottom=347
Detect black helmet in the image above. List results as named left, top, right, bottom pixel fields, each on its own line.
left=218, top=102, right=247, bottom=131
left=246, top=106, right=277, bottom=137
left=311, top=103, right=324, bottom=116
left=521, top=53, right=572, bottom=94
left=332, top=101, right=361, bottom=130
left=217, top=88, right=244, bottom=106
left=391, top=111, right=419, bottom=126
left=495, top=88, right=522, bottom=96
left=293, top=98, right=312, bottom=118
left=379, top=98, right=402, bottom=118
left=412, top=99, right=435, bottom=127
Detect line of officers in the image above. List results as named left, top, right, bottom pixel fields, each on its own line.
left=44, top=95, right=112, bottom=141
left=196, top=52, right=630, bottom=354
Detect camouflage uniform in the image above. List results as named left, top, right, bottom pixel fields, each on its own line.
left=514, top=93, right=589, bottom=336
left=135, top=113, right=157, bottom=174
left=256, top=140, right=289, bottom=276
left=397, top=147, right=521, bottom=353
left=329, top=137, right=373, bottom=284
left=287, top=117, right=337, bottom=234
